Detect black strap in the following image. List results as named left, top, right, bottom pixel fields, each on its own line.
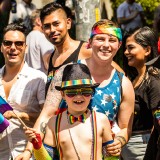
left=48, top=50, right=55, bottom=74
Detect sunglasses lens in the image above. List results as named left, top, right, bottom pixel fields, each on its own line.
left=65, top=92, right=77, bottom=98
left=3, top=40, right=12, bottom=47
left=64, top=88, right=93, bottom=98
left=81, top=90, right=93, bottom=97
left=3, top=40, right=24, bottom=48
left=15, top=41, right=24, bottom=47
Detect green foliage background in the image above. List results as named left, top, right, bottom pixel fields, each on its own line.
left=111, top=0, right=160, bottom=26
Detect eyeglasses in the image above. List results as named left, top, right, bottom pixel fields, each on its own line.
left=2, top=40, right=25, bottom=48
left=64, top=88, right=94, bottom=98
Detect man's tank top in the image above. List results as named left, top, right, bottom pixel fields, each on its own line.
left=45, top=41, right=84, bottom=94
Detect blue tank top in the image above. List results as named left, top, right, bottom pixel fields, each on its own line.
left=58, top=69, right=123, bottom=126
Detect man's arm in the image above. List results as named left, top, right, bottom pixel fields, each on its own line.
left=106, top=76, right=134, bottom=153
left=3, top=107, right=42, bottom=125
left=15, top=65, right=65, bottom=160
left=117, top=11, right=139, bottom=25
left=116, top=76, right=134, bottom=142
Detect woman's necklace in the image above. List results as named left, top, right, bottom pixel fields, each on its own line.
left=132, top=72, right=146, bottom=88
left=67, top=110, right=94, bottom=160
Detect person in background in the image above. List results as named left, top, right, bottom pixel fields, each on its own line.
left=25, top=9, right=54, bottom=75
left=153, top=5, right=160, bottom=55
left=144, top=47, right=160, bottom=160
left=24, top=63, right=120, bottom=160
left=117, top=0, right=145, bottom=35
left=153, top=5, right=160, bottom=36
left=121, top=26, right=160, bottom=160
left=31, top=2, right=123, bottom=94
left=0, top=22, right=47, bottom=159
left=9, top=0, right=36, bottom=34
left=0, top=0, right=11, bottom=68
left=15, top=18, right=134, bottom=160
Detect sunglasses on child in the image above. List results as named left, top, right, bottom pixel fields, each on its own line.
left=64, top=88, right=94, bottom=98
left=3, top=40, right=25, bottom=48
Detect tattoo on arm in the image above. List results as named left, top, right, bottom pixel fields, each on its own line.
left=44, top=65, right=66, bottom=106
left=40, top=122, right=47, bottom=135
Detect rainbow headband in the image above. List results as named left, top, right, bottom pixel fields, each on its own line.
left=90, top=24, right=122, bottom=41
left=61, top=79, right=92, bottom=88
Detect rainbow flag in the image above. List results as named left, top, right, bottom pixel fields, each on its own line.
left=0, top=113, right=9, bottom=133
left=0, top=96, right=13, bottom=133
left=0, top=96, right=13, bottom=114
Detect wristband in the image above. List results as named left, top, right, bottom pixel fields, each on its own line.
left=31, top=133, right=42, bottom=150
left=24, top=148, right=32, bottom=158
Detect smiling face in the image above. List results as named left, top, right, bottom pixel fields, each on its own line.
left=61, top=88, right=92, bottom=114
left=124, top=35, right=150, bottom=68
left=90, top=33, right=121, bottom=62
left=1, top=30, right=26, bottom=67
left=42, top=9, right=71, bottom=46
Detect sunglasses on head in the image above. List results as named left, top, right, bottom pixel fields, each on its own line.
left=3, top=40, right=25, bottom=48
left=64, top=88, right=94, bottom=98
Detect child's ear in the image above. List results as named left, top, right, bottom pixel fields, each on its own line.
left=61, top=91, right=65, bottom=100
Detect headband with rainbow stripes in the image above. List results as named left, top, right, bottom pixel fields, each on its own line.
left=61, top=79, right=93, bottom=88
left=90, top=24, right=122, bottom=41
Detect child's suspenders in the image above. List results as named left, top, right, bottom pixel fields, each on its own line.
left=55, top=110, right=97, bottom=160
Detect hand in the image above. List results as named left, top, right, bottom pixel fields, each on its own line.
left=3, top=110, right=15, bottom=119
left=24, top=127, right=37, bottom=142
left=14, top=151, right=31, bottom=160
left=24, top=127, right=42, bottom=150
left=106, top=138, right=122, bottom=156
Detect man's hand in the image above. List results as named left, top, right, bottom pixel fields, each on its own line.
left=3, top=111, right=16, bottom=119
left=14, top=151, right=31, bottom=160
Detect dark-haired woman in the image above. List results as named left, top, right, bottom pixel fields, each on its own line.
left=121, top=26, right=160, bottom=160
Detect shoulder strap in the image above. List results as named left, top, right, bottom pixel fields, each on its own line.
left=55, top=113, right=63, bottom=159
left=75, top=41, right=84, bottom=53
left=55, top=110, right=97, bottom=160
left=72, top=41, right=84, bottom=62
left=91, top=110, right=97, bottom=160
left=116, top=70, right=123, bottom=99
left=48, top=51, right=55, bottom=74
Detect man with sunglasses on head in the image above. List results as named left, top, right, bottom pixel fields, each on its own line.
left=0, top=22, right=47, bottom=160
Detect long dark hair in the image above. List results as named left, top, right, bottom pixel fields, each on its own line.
left=123, top=26, right=159, bottom=80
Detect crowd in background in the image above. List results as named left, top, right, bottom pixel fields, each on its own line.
left=0, top=0, right=160, bottom=160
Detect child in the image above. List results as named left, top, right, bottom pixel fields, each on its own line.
left=24, top=63, right=120, bottom=159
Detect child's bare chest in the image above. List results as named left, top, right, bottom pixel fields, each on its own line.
left=59, top=122, right=93, bottom=159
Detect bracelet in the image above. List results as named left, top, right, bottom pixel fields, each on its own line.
left=116, top=137, right=123, bottom=147
left=116, top=136, right=127, bottom=146
left=24, top=148, right=32, bottom=158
